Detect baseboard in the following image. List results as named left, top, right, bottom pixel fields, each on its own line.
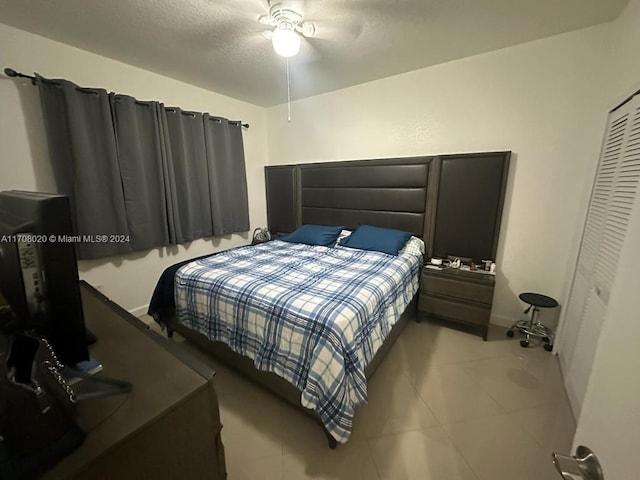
left=564, top=375, right=582, bottom=419
left=129, top=304, right=150, bottom=319
left=490, top=313, right=517, bottom=328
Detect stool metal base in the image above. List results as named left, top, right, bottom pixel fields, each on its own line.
left=508, top=305, right=554, bottom=351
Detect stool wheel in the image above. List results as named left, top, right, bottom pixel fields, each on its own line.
left=544, top=343, right=553, bottom=352
left=506, top=330, right=514, bottom=338
left=542, top=336, right=550, bottom=343
left=520, top=340, right=529, bottom=348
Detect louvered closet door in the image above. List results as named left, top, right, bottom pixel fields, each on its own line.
left=560, top=93, right=640, bottom=416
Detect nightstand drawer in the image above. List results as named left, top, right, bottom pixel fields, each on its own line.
left=418, top=293, right=491, bottom=327
left=421, top=273, right=494, bottom=304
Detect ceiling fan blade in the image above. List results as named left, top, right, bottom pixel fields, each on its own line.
left=309, top=17, right=364, bottom=42
left=297, top=21, right=315, bottom=38
left=258, top=14, right=276, bottom=26
left=297, top=36, right=322, bottom=62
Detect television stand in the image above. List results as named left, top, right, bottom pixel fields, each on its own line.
left=42, top=281, right=226, bottom=480
left=62, top=365, right=132, bottom=401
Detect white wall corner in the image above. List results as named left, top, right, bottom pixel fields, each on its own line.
left=490, top=312, right=516, bottom=329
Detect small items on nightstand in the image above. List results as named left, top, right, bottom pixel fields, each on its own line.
left=425, top=258, right=443, bottom=270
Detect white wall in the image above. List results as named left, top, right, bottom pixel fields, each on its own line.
left=266, top=26, right=611, bottom=326
left=571, top=0, right=640, bottom=476
left=0, top=23, right=268, bottom=315
left=604, top=0, right=640, bottom=106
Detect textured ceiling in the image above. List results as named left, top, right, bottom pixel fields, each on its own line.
left=0, top=0, right=630, bottom=107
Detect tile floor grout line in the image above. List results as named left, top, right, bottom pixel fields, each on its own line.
left=408, top=380, right=440, bottom=421
left=409, top=367, right=509, bottom=425
left=436, top=424, right=482, bottom=480
left=363, top=439, right=384, bottom=480
left=453, top=353, right=565, bottom=414
left=167, top=320, right=576, bottom=479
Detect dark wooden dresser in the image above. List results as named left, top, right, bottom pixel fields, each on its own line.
left=418, top=267, right=496, bottom=340
left=43, top=282, right=226, bottom=480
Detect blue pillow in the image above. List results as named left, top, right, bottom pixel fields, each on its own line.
left=340, top=225, right=412, bottom=255
left=278, top=224, right=345, bottom=247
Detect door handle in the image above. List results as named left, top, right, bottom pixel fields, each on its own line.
left=553, top=445, right=603, bottom=480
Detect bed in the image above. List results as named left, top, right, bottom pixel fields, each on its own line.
left=150, top=157, right=434, bottom=447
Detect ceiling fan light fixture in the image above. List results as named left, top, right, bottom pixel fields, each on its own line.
left=272, top=24, right=301, bottom=57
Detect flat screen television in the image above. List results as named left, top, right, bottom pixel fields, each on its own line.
left=0, top=190, right=89, bottom=366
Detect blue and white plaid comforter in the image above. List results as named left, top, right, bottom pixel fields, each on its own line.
left=174, top=240, right=421, bottom=442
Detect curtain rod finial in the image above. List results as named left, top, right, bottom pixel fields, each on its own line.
left=4, top=68, right=18, bottom=78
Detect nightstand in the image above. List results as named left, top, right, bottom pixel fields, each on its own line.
left=418, top=267, right=495, bottom=340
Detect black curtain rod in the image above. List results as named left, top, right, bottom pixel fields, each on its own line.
left=4, top=67, right=249, bottom=129
left=4, top=67, right=35, bottom=82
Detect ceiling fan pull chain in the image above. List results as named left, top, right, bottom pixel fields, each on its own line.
left=286, top=57, right=292, bottom=123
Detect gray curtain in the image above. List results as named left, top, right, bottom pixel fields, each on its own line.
left=37, top=75, right=131, bottom=259
left=110, top=95, right=170, bottom=250
left=36, top=75, right=250, bottom=259
left=164, top=109, right=214, bottom=243
left=204, top=115, right=250, bottom=235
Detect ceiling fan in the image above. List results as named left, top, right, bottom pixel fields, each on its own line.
left=258, top=1, right=316, bottom=57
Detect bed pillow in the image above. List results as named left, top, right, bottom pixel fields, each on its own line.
left=278, top=224, right=345, bottom=247
left=399, top=236, right=425, bottom=258
left=340, top=225, right=413, bottom=255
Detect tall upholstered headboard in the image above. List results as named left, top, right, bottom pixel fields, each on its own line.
left=265, top=151, right=510, bottom=262
left=265, top=156, right=436, bottom=240
left=299, top=159, right=434, bottom=238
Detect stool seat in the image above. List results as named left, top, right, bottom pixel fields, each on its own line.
left=519, top=292, right=558, bottom=309
left=509, top=292, right=559, bottom=351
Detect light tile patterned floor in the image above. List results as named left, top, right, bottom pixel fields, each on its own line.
left=146, top=316, right=575, bottom=480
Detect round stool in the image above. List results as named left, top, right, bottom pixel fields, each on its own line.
left=507, top=292, right=558, bottom=351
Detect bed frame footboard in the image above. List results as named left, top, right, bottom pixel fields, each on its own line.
left=165, top=295, right=417, bottom=447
